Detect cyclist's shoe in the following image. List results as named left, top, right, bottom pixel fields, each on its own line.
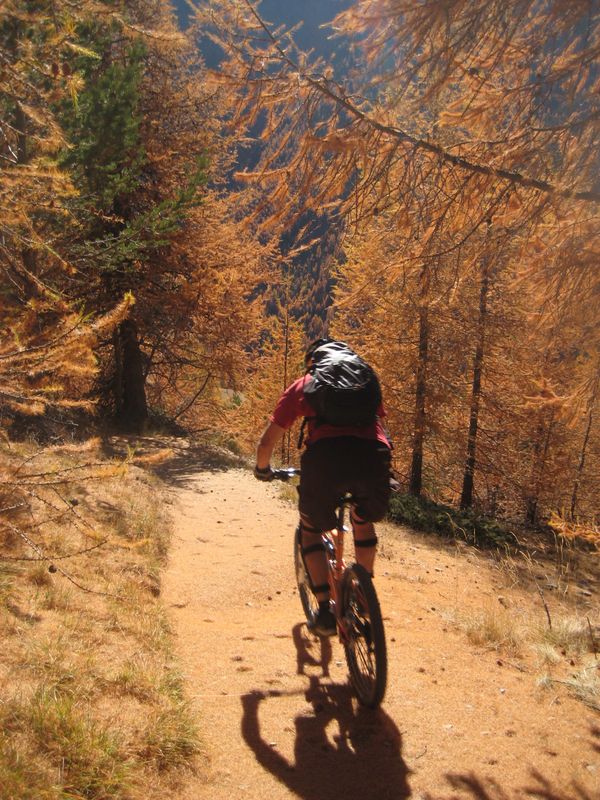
left=309, top=607, right=337, bottom=637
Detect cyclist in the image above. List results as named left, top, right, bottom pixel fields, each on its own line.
left=254, top=338, right=392, bottom=636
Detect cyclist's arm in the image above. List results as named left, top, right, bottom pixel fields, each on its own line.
left=256, top=421, right=285, bottom=470
left=256, top=378, right=304, bottom=473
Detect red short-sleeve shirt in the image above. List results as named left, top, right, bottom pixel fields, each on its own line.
left=270, top=375, right=391, bottom=448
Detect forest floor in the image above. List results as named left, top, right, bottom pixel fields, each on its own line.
left=155, top=440, right=600, bottom=800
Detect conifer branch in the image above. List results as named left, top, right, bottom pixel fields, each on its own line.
left=242, top=0, right=600, bottom=203
left=0, top=539, right=108, bottom=562
left=173, top=373, right=212, bottom=420
left=3, top=518, right=124, bottom=600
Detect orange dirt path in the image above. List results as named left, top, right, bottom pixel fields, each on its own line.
left=163, top=467, right=599, bottom=800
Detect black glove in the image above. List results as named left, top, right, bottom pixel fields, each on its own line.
left=254, top=465, right=274, bottom=482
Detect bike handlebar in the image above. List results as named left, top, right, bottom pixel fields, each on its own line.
left=271, top=467, right=301, bottom=481
left=270, top=467, right=400, bottom=493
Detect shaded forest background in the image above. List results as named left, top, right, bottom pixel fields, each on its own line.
left=2, top=0, right=599, bottom=544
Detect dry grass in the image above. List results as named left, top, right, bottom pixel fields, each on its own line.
left=277, top=479, right=299, bottom=507
left=538, top=662, right=600, bottom=711
left=566, top=664, right=600, bottom=711
left=532, top=613, right=600, bottom=710
left=531, top=642, right=562, bottom=666
left=449, top=605, right=525, bottom=656
left=0, top=440, right=202, bottom=799
left=535, top=615, right=592, bottom=655
left=449, top=596, right=600, bottom=714
left=491, top=530, right=600, bottom=608
left=452, top=605, right=598, bottom=655
left=441, top=534, right=599, bottom=701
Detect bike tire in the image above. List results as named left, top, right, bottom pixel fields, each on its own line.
left=341, top=563, right=387, bottom=708
left=294, top=525, right=319, bottom=627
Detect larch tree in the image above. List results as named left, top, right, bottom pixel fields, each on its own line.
left=44, top=0, right=272, bottom=432
left=54, top=5, right=207, bottom=430
left=232, top=292, right=306, bottom=460
left=195, top=0, right=598, bottom=527
left=460, top=220, right=493, bottom=509
left=0, top=0, right=135, bottom=424
left=2, top=0, right=275, bottom=438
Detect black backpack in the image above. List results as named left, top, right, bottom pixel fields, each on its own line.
left=303, top=341, right=382, bottom=429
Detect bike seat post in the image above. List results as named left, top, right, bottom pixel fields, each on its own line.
left=327, top=527, right=341, bottom=583
left=333, top=495, right=352, bottom=581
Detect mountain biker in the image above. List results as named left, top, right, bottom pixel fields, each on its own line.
left=254, top=338, right=392, bottom=636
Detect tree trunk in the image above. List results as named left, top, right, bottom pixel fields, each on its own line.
left=409, top=302, right=429, bottom=496
left=15, top=102, right=27, bottom=164
left=460, top=240, right=491, bottom=508
left=524, top=410, right=555, bottom=526
left=113, top=319, right=148, bottom=432
left=281, top=307, right=291, bottom=463
left=15, top=101, right=39, bottom=280
left=570, top=368, right=599, bottom=519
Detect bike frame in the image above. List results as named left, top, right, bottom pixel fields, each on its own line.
left=274, top=467, right=387, bottom=707
left=272, top=469, right=356, bottom=640
left=318, top=495, right=354, bottom=643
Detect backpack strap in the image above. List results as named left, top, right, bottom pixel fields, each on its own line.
left=297, top=416, right=315, bottom=449
left=297, top=373, right=320, bottom=449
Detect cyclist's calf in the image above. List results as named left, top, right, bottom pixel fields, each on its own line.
left=299, top=516, right=329, bottom=601
left=350, top=511, right=378, bottom=576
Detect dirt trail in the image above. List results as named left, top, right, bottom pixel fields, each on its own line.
left=162, top=464, right=599, bottom=800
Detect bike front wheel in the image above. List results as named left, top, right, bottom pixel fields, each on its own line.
left=294, top=525, right=319, bottom=628
left=341, top=563, right=387, bottom=708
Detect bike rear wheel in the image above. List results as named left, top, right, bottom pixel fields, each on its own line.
left=294, top=525, right=319, bottom=628
left=341, top=563, right=387, bottom=708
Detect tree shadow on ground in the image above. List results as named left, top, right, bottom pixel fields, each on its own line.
left=102, top=435, right=246, bottom=488
left=422, top=725, right=600, bottom=800
left=241, top=623, right=411, bottom=800
left=5, top=602, right=42, bottom=624
left=424, top=767, right=598, bottom=800
left=591, top=724, right=600, bottom=754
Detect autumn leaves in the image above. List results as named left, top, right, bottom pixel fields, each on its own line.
left=200, top=0, right=600, bottom=531
left=2, top=1, right=599, bottom=534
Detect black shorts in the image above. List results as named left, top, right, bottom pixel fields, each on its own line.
left=299, top=437, right=391, bottom=532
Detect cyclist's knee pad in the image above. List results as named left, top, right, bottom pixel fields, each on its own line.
left=354, top=536, right=378, bottom=548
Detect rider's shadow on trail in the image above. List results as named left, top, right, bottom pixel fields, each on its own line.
left=241, top=624, right=411, bottom=800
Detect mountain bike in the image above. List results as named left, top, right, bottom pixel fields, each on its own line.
left=272, top=468, right=387, bottom=708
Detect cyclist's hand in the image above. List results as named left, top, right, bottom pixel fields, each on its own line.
left=254, top=465, right=274, bottom=482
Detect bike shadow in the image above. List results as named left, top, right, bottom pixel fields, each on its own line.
left=241, top=623, right=411, bottom=800
left=293, top=621, right=333, bottom=679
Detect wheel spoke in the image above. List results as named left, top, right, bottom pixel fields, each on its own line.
left=341, top=564, right=387, bottom=708
left=350, top=622, right=375, bottom=678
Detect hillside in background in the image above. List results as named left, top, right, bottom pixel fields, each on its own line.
left=176, top=0, right=354, bottom=337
